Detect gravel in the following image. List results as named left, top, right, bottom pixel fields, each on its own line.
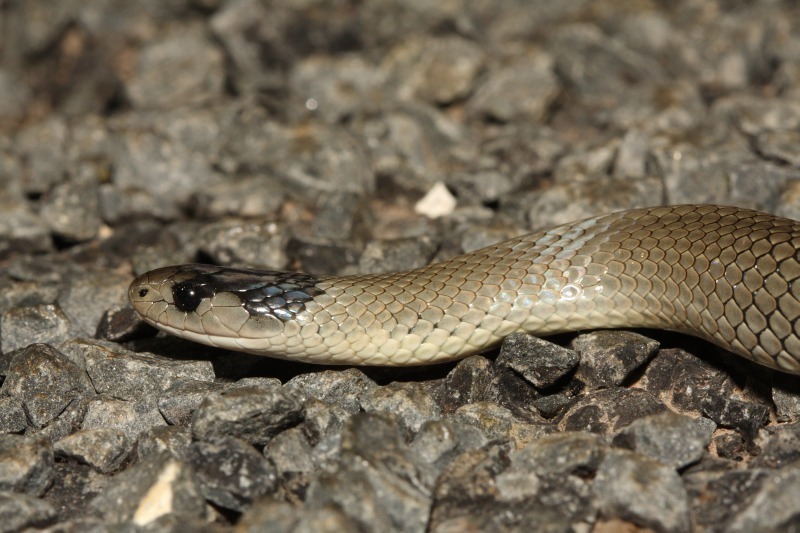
left=2, top=1, right=800, bottom=531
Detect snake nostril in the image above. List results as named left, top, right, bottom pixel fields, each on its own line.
left=138, top=288, right=149, bottom=298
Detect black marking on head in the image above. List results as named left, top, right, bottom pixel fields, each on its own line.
left=170, top=265, right=324, bottom=322
left=172, top=280, right=215, bottom=313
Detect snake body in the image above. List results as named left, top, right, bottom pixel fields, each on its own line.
left=128, top=205, right=800, bottom=373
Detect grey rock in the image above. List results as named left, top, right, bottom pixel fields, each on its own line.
left=728, top=159, right=796, bottom=211
left=286, top=368, right=377, bottom=415
left=0, top=396, right=26, bottom=434
left=386, top=36, right=485, bottom=105
left=496, top=333, right=579, bottom=390
left=287, top=234, right=364, bottom=276
left=659, top=146, right=743, bottom=206
left=126, top=24, right=225, bottom=110
left=410, top=419, right=488, bottom=478
left=1, top=344, right=93, bottom=428
left=548, top=23, right=663, bottom=106
left=264, top=426, right=315, bottom=478
left=209, top=0, right=287, bottom=95
left=613, top=411, right=714, bottom=469
left=187, top=436, right=277, bottom=512
left=157, top=380, right=226, bottom=426
left=355, top=104, right=465, bottom=192
left=700, top=394, right=770, bottom=440
left=135, top=426, right=192, bottom=462
left=453, top=402, right=545, bottom=447
left=684, top=469, right=770, bottom=531
left=772, top=375, right=800, bottom=423
left=0, top=279, right=61, bottom=315
left=456, top=223, right=524, bottom=254
left=358, top=236, right=440, bottom=275
left=361, top=381, right=441, bottom=434
left=40, top=163, right=102, bottom=243
left=306, top=413, right=430, bottom=533
left=751, top=424, right=800, bottom=469
left=191, top=385, right=304, bottom=446
left=311, top=192, right=365, bottom=240
left=483, top=366, right=542, bottom=424
left=0, top=69, right=30, bottom=124
left=0, top=198, right=52, bottom=258
left=81, top=398, right=166, bottom=439
left=572, top=330, right=659, bottom=389
left=238, top=498, right=361, bottom=533
left=510, top=432, right=607, bottom=477
left=301, top=397, right=351, bottom=447
left=640, top=348, right=737, bottom=416
left=726, top=467, right=800, bottom=532
left=280, top=123, right=374, bottom=200
left=613, top=130, right=651, bottom=179
left=75, top=339, right=215, bottom=401
left=197, top=219, right=290, bottom=269
left=593, top=449, right=690, bottom=533
left=95, top=306, right=153, bottom=343
left=469, top=52, right=558, bottom=123
left=15, top=117, right=69, bottom=194
left=190, top=176, right=285, bottom=220
left=715, top=95, right=800, bottom=136
left=54, top=428, right=132, bottom=474
left=90, top=452, right=208, bottom=525
left=56, top=272, right=132, bottom=337
left=112, top=126, right=224, bottom=205
left=558, top=388, right=667, bottom=435
left=289, top=54, right=382, bottom=123
left=526, top=176, right=664, bottom=229
left=755, top=129, right=800, bottom=167
left=713, top=432, right=750, bottom=462
left=436, top=355, right=495, bottom=414
left=0, top=305, right=76, bottom=353
left=0, top=491, right=57, bottom=533
left=98, top=183, right=180, bottom=225
left=428, top=445, right=511, bottom=531
left=0, top=434, right=54, bottom=496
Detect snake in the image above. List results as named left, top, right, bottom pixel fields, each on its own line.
left=128, top=205, right=800, bottom=374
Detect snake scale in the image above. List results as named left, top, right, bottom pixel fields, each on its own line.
left=129, top=205, right=800, bottom=374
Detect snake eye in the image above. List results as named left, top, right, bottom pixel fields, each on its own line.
left=172, top=281, right=205, bottom=312
left=138, top=288, right=148, bottom=298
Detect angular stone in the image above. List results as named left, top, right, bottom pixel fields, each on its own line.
left=0, top=491, right=56, bottom=532
left=572, top=330, right=659, bottom=389
left=558, top=388, right=667, bottom=435
left=90, top=453, right=208, bottom=526
left=361, top=381, right=441, bottom=435
left=0, top=435, right=53, bottom=496
left=72, top=339, right=215, bottom=401
left=157, top=380, right=226, bottom=426
left=135, top=426, right=192, bottom=462
left=54, top=428, right=132, bottom=474
left=187, top=436, right=277, bottom=512
left=192, top=385, right=304, bottom=447
left=82, top=398, right=166, bottom=439
left=285, top=368, right=377, bottom=415
left=593, top=449, right=690, bottom=532
left=0, top=396, right=27, bottom=434
left=496, top=333, right=579, bottom=390
left=0, top=305, right=76, bottom=353
left=1, top=344, right=93, bottom=428
left=613, top=411, right=714, bottom=469
left=306, top=413, right=430, bottom=533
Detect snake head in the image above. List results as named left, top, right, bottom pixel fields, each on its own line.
left=128, top=264, right=325, bottom=351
